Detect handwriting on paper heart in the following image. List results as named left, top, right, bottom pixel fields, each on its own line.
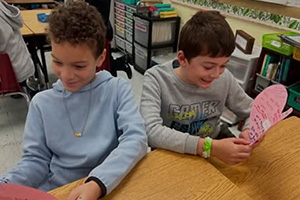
left=249, top=84, right=293, bottom=146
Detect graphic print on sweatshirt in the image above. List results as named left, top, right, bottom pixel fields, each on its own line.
left=168, top=100, right=220, bottom=137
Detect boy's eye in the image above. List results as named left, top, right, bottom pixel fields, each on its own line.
left=53, top=60, right=62, bottom=65
left=75, top=65, right=86, bottom=69
left=202, top=65, right=213, bottom=70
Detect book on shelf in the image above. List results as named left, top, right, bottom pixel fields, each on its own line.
left=279, top=34, right=300, bottom=48
left=261, top=54, right=271, bottom=76
left=259, top=53, right=292, bottom=83
left=282, top=58, right=291, bottom=84
left=260, top=54, right=279, bottom=77
left=273, top=57, right=281, bottom=82
left=277, top=57, right=286, bottom=83
left=260, top=54, right=268, bottom=75
left=266, top=63, right=278, bottom=80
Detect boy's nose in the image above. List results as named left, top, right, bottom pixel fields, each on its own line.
left=61, top=67, right=75, bottom=80
left=210, top=67, right=221, bottom=79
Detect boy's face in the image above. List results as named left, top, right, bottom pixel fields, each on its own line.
left=51, top=41, right=106, bottom=92
left=176, top=51, right=229, bottom=88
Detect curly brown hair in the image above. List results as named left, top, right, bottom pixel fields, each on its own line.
left=47, top=1, right=106, bottom=58
left=178, top=11, right=235, bottom=61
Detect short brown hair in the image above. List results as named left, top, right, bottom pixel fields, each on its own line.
left=47, top=1, right=106, bottom=58
left=178, top=11, right=235, bottom=61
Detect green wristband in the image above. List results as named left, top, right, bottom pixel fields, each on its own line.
left=202, top=137, right=212, bottom=158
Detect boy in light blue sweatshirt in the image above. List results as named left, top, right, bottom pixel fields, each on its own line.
left=0, top=2, right=148, bottom=200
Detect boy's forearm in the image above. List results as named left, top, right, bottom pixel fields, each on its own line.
left=85, top=177, right=105, bottom=198
left=197, top=138, right=220, bottom=158
left=148, top=126, right=199, bottom=155
left=196, top=138, right=205, bottom=156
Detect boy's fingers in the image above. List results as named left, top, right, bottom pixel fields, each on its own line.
left=233, top=138, right=250, bottom=145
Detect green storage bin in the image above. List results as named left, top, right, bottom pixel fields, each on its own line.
left=254, top=73, right=271, bottom=93
left=262, top=32, right=298, bottom=56
left=126, top=5, right=136, bottom=13
left=287, top=83, right=300, bottom=111
left=122, top=0, right=137, bottom=5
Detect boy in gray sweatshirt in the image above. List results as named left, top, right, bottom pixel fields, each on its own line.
left=0, top=1, right=35, bottom=84
left=140, top=11, right=256, bottom=165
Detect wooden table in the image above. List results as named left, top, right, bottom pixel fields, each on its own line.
left=20, top=9, right=51, bottom=88
left=49, top=150, right=252, bottom=200
left=20, top=9, right=51, bottom=35
left=5, top=0, right=55, bottom=5
left=209, top=116, right=300, bottom=200
left=20, top=24, right=33, bottom=36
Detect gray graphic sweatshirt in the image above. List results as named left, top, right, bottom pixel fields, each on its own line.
left=140, top=60, right=252, bottom=155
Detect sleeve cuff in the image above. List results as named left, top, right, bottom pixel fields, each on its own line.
left=242, top=118, right=250, bottom=131
left=0, top=177, right=9, bottom=184
left=85, top=176, right=107, bottom=198
left=184, top=135, right=200, bottom=155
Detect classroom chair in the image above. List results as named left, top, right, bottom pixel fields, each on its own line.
left=96, top=41, right=132, bottom=79
left=0, top=52, right=30, bottom=106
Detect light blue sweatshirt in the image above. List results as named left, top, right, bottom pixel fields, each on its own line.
left=0, top=71, right=148, bottom=195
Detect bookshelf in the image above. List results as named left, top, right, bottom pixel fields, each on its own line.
left=249, top=47, right=300, bottom=117
left=133, top=13, right=180, bottom=74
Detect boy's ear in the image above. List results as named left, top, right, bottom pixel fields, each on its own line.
left=96, top=49, right=107, bottom=67
left=177, top=50, right=188, bottom=68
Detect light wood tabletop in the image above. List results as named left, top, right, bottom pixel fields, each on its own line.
left=20, top=24, right=33, bottom=36
left=209, top=116, right=300, bottom=200
left=49, top=150, right=252, bottom=200
left=5, top=0, right=54, bottom=4
left=20, top=9, right=51, bottom=35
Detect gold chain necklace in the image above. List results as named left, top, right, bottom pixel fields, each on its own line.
left=63, top=86, right=92, bottom=138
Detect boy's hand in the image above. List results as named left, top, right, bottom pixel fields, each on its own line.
left=211, top=138, right=252, bottom=165
left=67, top=180, right=101, bottom=200
left=239, top=129, right=263, bottom=148
left=239, top=129, right=250, bottom=141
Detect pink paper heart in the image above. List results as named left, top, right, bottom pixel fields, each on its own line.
left=0, top=184, right=57, bottom=200
left=249, top=84, right=293, bottom=145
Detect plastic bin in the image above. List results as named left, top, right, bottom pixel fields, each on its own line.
left=134, top=43, right=149, bottom=72
left=293, top=47, right=300, bottom=62
left=287, top=82, right=300, bottom=111
left=226, top=56, right=252, bottom=90
left=115, top=13, right=125, bottom=22
left=115, top=20, right=125, bottom=28
left=122, top=0, right=136, bottom=5
left=134, top=42, right=173, bottom=72
left=115, top=8, right=125, bottom=16
left=151, top=53, right=177, bottom=65
left=262, top=32, right=298, bottom=56
left=270, top=80, right=282, bottom=86
left=115, top=1, right=125, bottom=10
left=134, top=16, right=177, bottom=47
left=125, top=17, right=133, bottom=26
left=115, top=35, right=125, bottom=50
left=125, top=29, right=132, bottom=43
left=126, top=5, right=136, bottom=13
left=115, top=25, right=125, bottom=38
left=254, top=73, right=271, bottom=92
left=125, top=11, right=133, bottom=19
left=271, top=80, right=292, bottom=87
left=125, top=23, right=133, bottom=33
left=125, top=40, right=132, bottom=54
